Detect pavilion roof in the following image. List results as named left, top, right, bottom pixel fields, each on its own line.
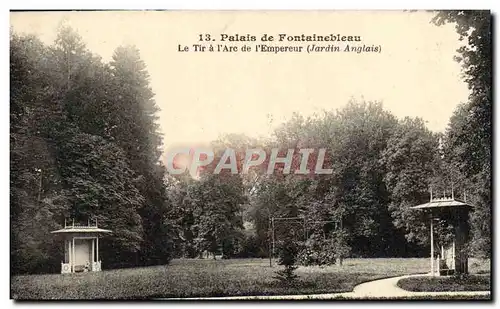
left=411, top=197, right=473, bottom=210
left=51, top=226, right=112, bottom=234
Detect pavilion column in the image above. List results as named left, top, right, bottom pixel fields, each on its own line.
left=68, top=239, right=71, bottom=271
left=452, top=240, right=456, bottom=270
left=72, top=237, right=75, bottom=273
left=92, top=238, right=95, bottom=264
left=97, top=237, right=99, bottom=262
left=430, top=214, right=434, bottom=276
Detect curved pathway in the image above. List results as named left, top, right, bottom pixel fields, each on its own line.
left=165, top=274, right=490, bottom=300
left=349, top=273, right=490, bottom=299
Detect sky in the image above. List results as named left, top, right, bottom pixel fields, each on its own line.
left=10, top=11, right=470, bottom=150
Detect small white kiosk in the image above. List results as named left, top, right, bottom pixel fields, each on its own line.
left=51, top=219, right=112, bottom=274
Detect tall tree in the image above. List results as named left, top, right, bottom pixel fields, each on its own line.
left=189, top=172, right=246, bottom=258
left=433, top=11, right=492, bottom=257
left=11, top=26, right=175, bottom=273
left=381, top=117, right=439, bottom=255
left=10, top=33, right=67, bottom=274
left=326, top=100, right=397, bottom=257
left=110, top=45, right=175, bottom=265
left=55, top=132, right=145, bottom=266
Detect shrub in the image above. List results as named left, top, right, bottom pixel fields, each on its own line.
left=298, top=233, right=351, bottom=266
left=274, top=236, right=300, bottom=285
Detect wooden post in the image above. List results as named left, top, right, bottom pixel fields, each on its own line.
left=271, top=217, right=275, bottom=259
left=338, top=214, right=344, bottom=266
left=430, top=214, right=434, bottom=276
left=268, top=218, right=272, bottom=267
left=304, top=217, right=308, bottom=240
left=37, top=169, right=43, bottom=202
left=436, top=253, right=441, bottom=276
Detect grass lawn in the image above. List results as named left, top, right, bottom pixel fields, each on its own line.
left=397, top=275, right=491, bottom=293
left=11, top=258, right=489, bottom=300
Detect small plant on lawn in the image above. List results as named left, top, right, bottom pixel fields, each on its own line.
left=274, top=236, right=300, bottom=285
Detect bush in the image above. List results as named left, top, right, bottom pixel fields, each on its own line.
left=232, top=234, right=260, bottom=258
left=298, top=233, right=351, bottom=266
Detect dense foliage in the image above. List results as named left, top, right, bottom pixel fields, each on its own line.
left=10, top=26, right=174, bottom=274
left=433, top=11, right=492, bottom=258
left=11, top=11, right=491, bottom=274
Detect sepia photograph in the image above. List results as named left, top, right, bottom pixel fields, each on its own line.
left=9, top=9, right=492, bottom=300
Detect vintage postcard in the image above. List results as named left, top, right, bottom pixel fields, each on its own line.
left=10, top=10, right=492, bottom=300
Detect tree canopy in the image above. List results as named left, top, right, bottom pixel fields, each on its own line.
left=11, top=11, right=491, bottom=274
